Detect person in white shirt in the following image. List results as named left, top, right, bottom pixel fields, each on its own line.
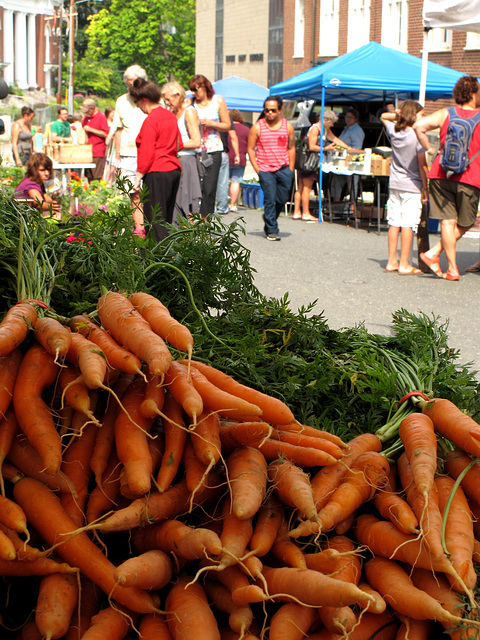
left=112, top=64, right=148, bottom=236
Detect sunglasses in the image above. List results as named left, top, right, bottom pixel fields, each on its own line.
left=264, top=108, right=278, bottom=113
left=191, top=86, right=202, bottom=92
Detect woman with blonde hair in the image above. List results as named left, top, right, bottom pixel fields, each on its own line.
left=162, top=81, right=202, bottom=221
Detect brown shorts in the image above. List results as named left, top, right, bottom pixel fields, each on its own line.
left=429, top=178, right=480, bottom=228
left=85, top=156, right=106, bottom=183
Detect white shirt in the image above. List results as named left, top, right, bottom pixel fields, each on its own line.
left=112, top=92, right=147, bottom=157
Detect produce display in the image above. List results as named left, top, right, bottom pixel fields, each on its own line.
left=1, top=190, right=480, bottom=638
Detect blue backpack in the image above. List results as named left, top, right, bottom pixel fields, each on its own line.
left=441, top=107, right=480, bottom=178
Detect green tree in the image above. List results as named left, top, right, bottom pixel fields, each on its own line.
left=85, top=0, right=195, bottom=87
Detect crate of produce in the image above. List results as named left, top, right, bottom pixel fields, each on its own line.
left=58, top=144, right=93, bottom=164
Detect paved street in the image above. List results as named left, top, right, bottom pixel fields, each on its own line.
left=221, top=205, right=480, bottom=377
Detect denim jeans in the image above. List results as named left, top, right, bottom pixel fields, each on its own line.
left=258, top=166, right=293, bottom=235
left=215, top=151, right=230, bottom=213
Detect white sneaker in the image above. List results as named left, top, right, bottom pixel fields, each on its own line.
left=229, top=205, right=238, bottom=212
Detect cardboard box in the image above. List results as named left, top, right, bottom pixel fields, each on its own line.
left=58, top=144, right=93, bottom=164
left=370, top=155, right=391, bottom=176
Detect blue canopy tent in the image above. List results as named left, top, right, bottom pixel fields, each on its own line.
left=212, top=76, right=269, bottom=111
left=269, top=41, right=468, bottom=221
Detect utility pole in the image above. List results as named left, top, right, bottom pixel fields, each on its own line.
left=68, top=0, right=74, bottom=113
left=56, top=5, right=63, bottom=104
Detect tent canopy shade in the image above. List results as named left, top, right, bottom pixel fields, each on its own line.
left=269, top=41, right=469, bottom=103
left=212, top=76, right=269, bottom=111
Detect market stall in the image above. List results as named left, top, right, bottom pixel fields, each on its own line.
left=212, top=76, right=269, bottom=112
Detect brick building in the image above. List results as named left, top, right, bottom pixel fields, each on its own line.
left=196, top=0, right=480, bottom=108
left=0, top=0, right=61, bottom=93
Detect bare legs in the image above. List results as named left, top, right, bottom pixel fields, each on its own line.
left=293, top=175, right=316, bottom=220
left=422, top=219, right=472, bottom=276
left=131, top=192, right=145, bottom=236
left=386, top=225, right=419, bottom=273
left=229, top=180, right=240, bottom=208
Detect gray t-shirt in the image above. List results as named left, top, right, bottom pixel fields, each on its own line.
left=385, top=120, right=424, bottom=193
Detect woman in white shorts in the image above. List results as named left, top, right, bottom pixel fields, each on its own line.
left=381, top=102, right=429, bottom=275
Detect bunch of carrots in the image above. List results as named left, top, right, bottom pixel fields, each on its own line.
left=0, top=290, right=480, bottom=640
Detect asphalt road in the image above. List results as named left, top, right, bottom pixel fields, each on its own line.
left=221, top=204, right=480, bottom=377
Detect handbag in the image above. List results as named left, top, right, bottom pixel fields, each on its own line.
left=295, top=137, right=320, bottom=174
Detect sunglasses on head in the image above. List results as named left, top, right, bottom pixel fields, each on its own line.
left=264, top=107, right=278, bottom=113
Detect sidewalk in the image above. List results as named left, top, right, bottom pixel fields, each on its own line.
left=221, top=205, right=480, bottom=375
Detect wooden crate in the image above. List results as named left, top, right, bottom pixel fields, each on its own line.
left=59, top=144, right=93, bottom=164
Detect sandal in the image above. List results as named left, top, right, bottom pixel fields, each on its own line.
left=419, top=252, right=443, bottom=278
left=443, top=270, right=460, bottom=281
left=292, top=213, right=302, bottom=220
left=302, top=215, right=317, bottom=222
left=465, top=264, right=480, bottom=273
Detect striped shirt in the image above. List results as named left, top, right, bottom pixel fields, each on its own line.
left=256, top=118, right=289, bottom=172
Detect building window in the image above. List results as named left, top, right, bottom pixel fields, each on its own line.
left=268, top=0, right=283, bottom=87
left=293, top=0, right=305, bottom=58
left=466, top=32, right=480, bottom=50
left=347, top=0, right=370, bottom=51
left=239, top=54, right=246, bottom=62
left=381, top=0, right=408, bottom=51
left=215, top=0, right=224, bottom=81
left=319, top=0, right=339, bottom=57
left=428, top=28, right=452, bottom=52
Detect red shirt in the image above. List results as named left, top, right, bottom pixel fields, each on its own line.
left=429, top=106, right=480, bottom=189
left=81, top=110, right=110, bottom=158
left=136, top=106, right=182, bottom=174
left=256, top=118, right=289, bottom=172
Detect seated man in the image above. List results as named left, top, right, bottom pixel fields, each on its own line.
left=50, top=107, right=73, bottom=144
left=330, top=108, right=365, bottom=202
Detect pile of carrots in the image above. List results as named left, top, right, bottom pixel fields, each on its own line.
left=0, top=290, right=480, bottom=640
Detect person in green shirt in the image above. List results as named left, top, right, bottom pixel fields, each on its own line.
left=50, top=107, right=72, bottom=143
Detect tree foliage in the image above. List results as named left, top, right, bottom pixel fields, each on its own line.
left=85, top=0, right=195, bottom=87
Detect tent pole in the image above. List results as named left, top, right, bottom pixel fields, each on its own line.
left=317, top=86, right=326, bottom=223
left=419, top=27, right=431, bottom=106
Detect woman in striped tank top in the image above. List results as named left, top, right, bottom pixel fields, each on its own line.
left=247, top=96, right=296, bottom=241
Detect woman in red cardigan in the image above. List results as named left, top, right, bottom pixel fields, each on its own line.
left=130, top=78, right=183, bottom=241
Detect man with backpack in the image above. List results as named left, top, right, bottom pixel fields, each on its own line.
left=413, top=76, right=480, bottom=281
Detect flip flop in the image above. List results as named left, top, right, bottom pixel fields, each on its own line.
left=292, top=214, right=302, bottom=220
left=384, top=267, right=398, bottom=273
left=419, top=252, right=443, bottom=278
left=398, top=267, right=422, bottom=275
left=465, top=264, right=480, bottom=273
left=302, top=216, right=317, bottom=222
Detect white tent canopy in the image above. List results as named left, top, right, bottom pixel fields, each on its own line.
left=423, top=0, right=480, bottom=32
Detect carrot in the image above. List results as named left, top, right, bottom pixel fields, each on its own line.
left=0, top=527, right=16, bottom=560
left=0, top=495, right=28, bottom=537
left=97, top=291, right=172, bottom=377
left=0, top=555, right=77, bottom=576
left=470, top=497, right=480, bottom=541
left=421, top=397, right=480, bottom=458
left=318, top=605, right=357, bottom=636
left=373, top=465, right=419, bottom=535
left=96, top=475, right=220, bottom=533
left=13, top=477, right=159, bottom=614
left=164, top=361, right=203, bottom=423
left=262, top=566, right=375, bottom=607
left=58, top=364, right=99, bottom=426
left=278, top=421, right=348, bottom=448
left=248, top=494, right=283, bottom=557
left=60, top=422, right=98, bottom=526
left=114, top=549, right=173, bottom=590
left=0, top=302, right=37, bottom=357
left=257, top=438, right=338, bottom=467
left=397, top=452, right=445, bottom=560
left=70, top=314, right=144, bottom=377
left=165, top=576, right=221, bottom=640
left=227, top=446, right=267, bottom=520
left=307, top=610, right=399, bottom=640
left=20, top=621, right=43, bottom=640
left=0, top=347, right=23, bottom=419
left=364, top=556, right=475, bottom=626
left=0, top=407, right=20, bottom=495
left=240, top=554, right=263, bottom=580
left=398, top=413, right=437, bottom=501
left=79, top=605, right=134, bottom=640
left=216, top=497, right=254, bottom=569
left=271, top=518, right=307, bottom=569
left=34, top=316, right=72, bottom=362
left=204, top=580, right=254, bottom=637
left=133, top=519, right=223, bottom=561
left=191, top=410, right=222, bottom=467
left=445, top=447, right=480, bottom=504
left=35, top=573, right=79, bottom=640
left=394, top=616, right=433, bottom=640
left=0, top=523, right=42, bottom=560
left=90, top=374, right=133, bottom=487
left=114, top=376, right=154, bottom=497
left=185, top=359, right=294, bottom=424
left=138, top=613, right=173, bottom=640
left=290, top=451, right=389, bottom=538
left=435, top=474, right=476, bottom=592
left=86, top=452, right=122, bottom=524
left=357, top=582, right=387, bottom=614
left=6, top=434, right=76, bottom=496
left=354, top=514, right=457, bottom=576
left=66, top=332, right=107, bottom=390
left=64, top=578, right=103, bottom=640
left=185, top=364, right=263, bottom=421
left=219, top=421, right=272, bottom=451
left=309, top=432, right=383, bottom=511
left=270, top=429, right=344, bottom=458
left=183, top=437, right=211, bottom=497
left=139, top=371, right=165, bottom=419
left=13, top=343, right=62, bottom=475
left=129, top=292, right=194, bottom=355
left=156, top=393, right=187, bottom=493
left=268, top=603, right=316, bottom=640
left=268, top=458, right=317, bottom=521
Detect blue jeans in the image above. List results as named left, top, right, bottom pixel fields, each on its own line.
left=215, top=151, right=230, bottom=213
left=259, top=166, right=293, bottom=235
